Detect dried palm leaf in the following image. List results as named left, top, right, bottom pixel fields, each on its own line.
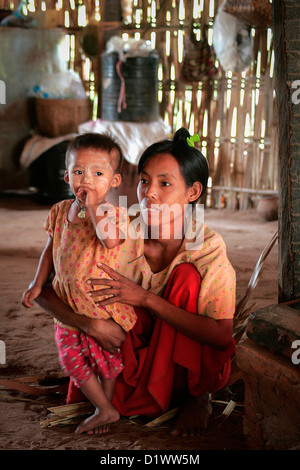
left=0, top=391, right=53, bottom=406
left=221, top=231, right=279, bottom=391
left=41, top=402, right=94, bottom=427
left=211, top=399, right=244, bottom=426
left=46, top=402, right=93, bottom=417
left=211, top=399, right=244, bottom=408
left=11, top=373, right=66, bottom=384
left=0, top=378, right=67, bottom=397
left=234, top=231, right=278, bottom=333
left=233, top=303, right=256, bottom=340
left=144, top=407, right=179, bottom=428
left=222, top=400, right=237, bottom=416
left=41, top=413, right=90, bottom=428
left=216, top=400, right=237, bottom=427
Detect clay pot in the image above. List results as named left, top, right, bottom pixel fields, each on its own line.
left=257, top=196, right=278, bottom=221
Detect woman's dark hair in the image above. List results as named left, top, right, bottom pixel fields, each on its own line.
left=138, top=127, right=208, bottom=204
left=66, top=132, right=124, bottom=174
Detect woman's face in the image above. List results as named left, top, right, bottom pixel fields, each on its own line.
left=137, top=153, right=202, bottom=236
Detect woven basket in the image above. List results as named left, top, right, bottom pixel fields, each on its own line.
left=35, top=98, right=92, bottom=137
left=223, top=0, right=272, bottom=28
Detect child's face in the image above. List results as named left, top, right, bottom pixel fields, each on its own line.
left=64, top=147, right=121, bottom=202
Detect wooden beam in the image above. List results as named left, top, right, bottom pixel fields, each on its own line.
left=273, top=0, right=299, bottom=304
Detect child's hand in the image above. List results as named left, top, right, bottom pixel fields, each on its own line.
left=76, top=187, right=98, bottom=208
left=21, top=283, right=42, bottom=308
left=76, top=186, right=106, bottom=209
left=76, top=187, right=88, bottom=206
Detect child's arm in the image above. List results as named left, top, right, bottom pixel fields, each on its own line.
left=22, top=236, right=54, bottom=308
left=89, top=203, right=126, bottom=249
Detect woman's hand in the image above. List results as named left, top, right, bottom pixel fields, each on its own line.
left=87, top=264, right=233, bottom=351
left=35, top=284, right=126, bottom=354
left=87, top=263, right=148, bottom=308
left=87, top=318, right=126, bottom=354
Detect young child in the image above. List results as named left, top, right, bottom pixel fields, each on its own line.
left=22, top=132, right=137, bottom=434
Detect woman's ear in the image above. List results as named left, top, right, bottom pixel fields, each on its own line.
left=64, top=171, right=70, bottom=184
left=111, top=173, right=122, bottom=188
left=188, top=182, right=203, bottom=202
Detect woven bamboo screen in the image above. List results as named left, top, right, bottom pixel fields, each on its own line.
left=0, top=0, right=277, bottom=203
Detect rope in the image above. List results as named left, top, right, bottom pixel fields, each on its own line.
left=116, top=59, right=127, bottom=113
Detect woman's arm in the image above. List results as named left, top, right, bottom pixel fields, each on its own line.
left=35, top=284, right=126, bottom=353
left=144, top=292, right=233, bottom=350
left=88, top=263, right=233, bottom=351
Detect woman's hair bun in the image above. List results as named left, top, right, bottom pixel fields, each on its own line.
left=138, top=125, right=208, bottom=204
left=173, top=127, right=190, bottom=144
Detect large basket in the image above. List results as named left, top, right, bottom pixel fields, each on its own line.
left=35, top=98, right=92, bottom=137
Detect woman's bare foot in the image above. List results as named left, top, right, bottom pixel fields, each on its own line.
left=171, top=393, right=212, bottom=437
left=75, top=405, right=120, bottom=434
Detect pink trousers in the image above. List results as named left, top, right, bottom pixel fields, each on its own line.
left=55, top=323, right=124, bottom=388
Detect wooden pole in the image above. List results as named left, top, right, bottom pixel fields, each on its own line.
left=273, top=0, right=300, bottom=304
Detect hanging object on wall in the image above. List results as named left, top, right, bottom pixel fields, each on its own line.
left=212, top=1, right=253, bottom=73
left=0, top=0, right=37, bottom=27
left=78, top=18, right=99, bottom=59
left=181, top=24, right=220, bottom=83
left=80, top=26, right=99, bottom=58
left=223, top=0, right=272, bottom=28
left=121, top=0, right=133, bottom=23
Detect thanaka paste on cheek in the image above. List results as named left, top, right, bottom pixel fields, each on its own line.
left=97, top=176, right=110, bottom=193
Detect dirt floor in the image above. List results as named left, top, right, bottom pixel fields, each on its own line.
left=0, top=194, right=279, bottom=453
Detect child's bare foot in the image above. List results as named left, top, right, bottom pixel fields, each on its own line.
left=171, top=393, right=212, bottom=437
left=75, top=405, right=120, bottom=434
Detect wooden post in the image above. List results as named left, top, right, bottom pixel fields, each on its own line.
left=273, top=0, right=300, bottom=304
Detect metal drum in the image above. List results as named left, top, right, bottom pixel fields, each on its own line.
left=101, top=51, right=159, bottom=122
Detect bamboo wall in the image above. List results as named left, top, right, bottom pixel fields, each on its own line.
left=0, top=0, right=277, bottom=204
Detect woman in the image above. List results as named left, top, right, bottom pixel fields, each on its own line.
left=36, top=128, right=236, bottom=436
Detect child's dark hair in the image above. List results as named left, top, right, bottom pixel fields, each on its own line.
left=138, top=127, right=208, bottom=204
left=66, top=132, right=124, bottom=174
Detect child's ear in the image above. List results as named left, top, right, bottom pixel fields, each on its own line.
left=111, top=174, right=122, bottom=188
left=64, top=171, right=70, bottom=184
